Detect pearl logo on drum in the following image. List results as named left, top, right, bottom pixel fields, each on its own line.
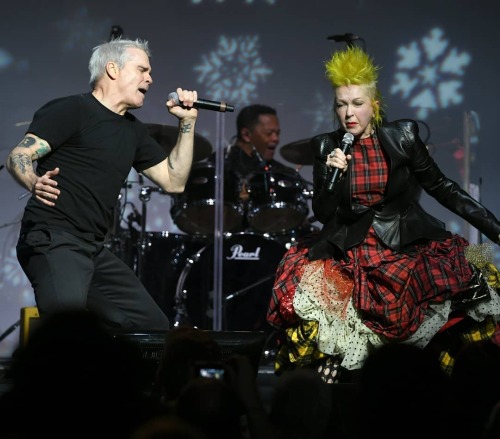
left=226, top=244, right=261, bottom=261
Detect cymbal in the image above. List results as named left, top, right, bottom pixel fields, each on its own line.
left=146, top=124, right=212, bottom=162
left=279, top=138, right=313, bottom=165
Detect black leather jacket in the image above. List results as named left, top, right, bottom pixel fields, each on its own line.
left=308, top=119, right=500, bottom=261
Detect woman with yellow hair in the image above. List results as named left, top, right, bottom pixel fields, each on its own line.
left=267, top=46, right=500, bottom=383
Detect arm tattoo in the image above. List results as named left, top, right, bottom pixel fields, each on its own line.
left=180, top=122, right=192, bottom=133
left=34, top=145, right=50, bottom=160
left=19, top=137, right=36, bottom=148
left=9, top=153, right=34, bottom=176
left=35, top=142, right=51, bottom=159
left=19, top=137, right=50, bottom=160
left=169, top=123, right=193, bottom=168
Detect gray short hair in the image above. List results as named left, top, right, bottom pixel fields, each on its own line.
left=88, top=38, right=151, bottom=89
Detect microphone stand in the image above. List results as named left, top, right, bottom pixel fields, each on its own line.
left=137, top=186, right=152, bottom=278
left=213, top=113, right=225, bottom=331
left=0, top=320, right=20, bottom=344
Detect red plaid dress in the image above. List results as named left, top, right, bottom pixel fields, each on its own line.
left=267, top=135, right=488, bottom=354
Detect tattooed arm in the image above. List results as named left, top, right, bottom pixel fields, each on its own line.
left=142, top=87, right=198, bottom=194
left=6, top=134, right=60, bottom=206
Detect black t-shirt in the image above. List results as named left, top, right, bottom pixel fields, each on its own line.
left=21, top=93, right=167, bottom=241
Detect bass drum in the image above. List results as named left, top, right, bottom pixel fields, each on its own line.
left=105, top=229, right=137, bottom=270
left=137, top=232, right=206, bottom=323
left=175, top=233, right=287, bottom=334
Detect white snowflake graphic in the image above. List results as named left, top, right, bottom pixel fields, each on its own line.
left=390, top=28, right=471, bottom=120
left=0, top=48, right=13, bottom=71
left=194, top=35, right=272, bottom=105
left=1, top=233, right=32, bottom=304
left=57, top=7, right=112, bottom=52
left=304, top=91, right=335, bottom=135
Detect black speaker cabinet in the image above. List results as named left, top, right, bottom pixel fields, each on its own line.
left=112, top=329, right=267, bottom=376
left=17, top=308, right=267, bottom=381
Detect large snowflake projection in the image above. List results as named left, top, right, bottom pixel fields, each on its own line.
left=304, top=91, right=335, bottom=135
left=2, top=246, right=30, bottom=296
left=0, top=48, right=13, bottom=71
left=57, top=7, right=111, bottom=52
left=390, top=28, right=471, bottom=120
left=1, top=226, right=33, bottom=304
left=0, top=48, right=29, bottom=73
left=194, top=35, right=272, bottom=105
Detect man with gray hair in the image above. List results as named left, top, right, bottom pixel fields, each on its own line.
left=6, top=37, right=199, bottom=330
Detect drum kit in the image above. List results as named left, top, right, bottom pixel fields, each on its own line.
left=107, top=125, right=317, bottom=340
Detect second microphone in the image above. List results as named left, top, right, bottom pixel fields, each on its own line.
left=168, top=91, right=235, bottom=113
left=326, top=132, right=354, bottom=192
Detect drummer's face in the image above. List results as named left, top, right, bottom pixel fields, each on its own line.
left=247, top=114, right=281, bottom=162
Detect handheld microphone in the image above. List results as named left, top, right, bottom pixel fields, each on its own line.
left=168, top=91, right=234, bottom=113
left=326, top=132, right=354, bottom=192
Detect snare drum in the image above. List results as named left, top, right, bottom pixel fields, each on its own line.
left=175, top=233, right=287, bottom=332
left=246, top=170, right=309, bottom=234
left=170, top=162, right=244, bottom=235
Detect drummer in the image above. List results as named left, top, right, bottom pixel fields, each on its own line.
left=207, top=104, right=309, bottom=232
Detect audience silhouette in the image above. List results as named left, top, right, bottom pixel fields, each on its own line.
left=175, top=377, right=245, bottom=439
left=353, top=342, right=453, bottom=439
left=0, top=309, right=159, bottom=439
left=484, top=400, right=500, bottom=439
left=268, top=367, right=334, bottom=439
left=152, top=327, right=273, bottom=439
left=3, top=312, right=498, bottom=439
left=448, top=339, right=500, bottom=438
left=152, top=326, right=223, bottom=410
left=131, top=414, right=209, bottom=439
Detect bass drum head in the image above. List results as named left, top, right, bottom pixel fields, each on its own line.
left=176, top=233, right=287, bottom=335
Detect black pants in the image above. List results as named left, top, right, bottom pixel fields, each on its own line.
left=16, top=228, right=169, bottom=330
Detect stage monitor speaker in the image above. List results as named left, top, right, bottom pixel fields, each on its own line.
left=111, top=329, right=267, bottom=377
left=17, top=309, right=267, bottom=386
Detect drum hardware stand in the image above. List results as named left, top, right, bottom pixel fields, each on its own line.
left=172, top=250, right=202, bottom=327
left=137, top=185, right=155, bottom=278
left=224, top=273, right=276, bottom=302
left=172, top=290, right=191, bottom=327
left=0, top=320, right=20, bottom=344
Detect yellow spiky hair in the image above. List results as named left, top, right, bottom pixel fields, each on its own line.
left=326, top=46, right=379, bottom=87
left=325, top=46, right=383, bottom=125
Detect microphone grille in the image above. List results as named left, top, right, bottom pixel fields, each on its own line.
left=343, top=133, right=354, bottom=143
left=168, top=91, right=180, bottom=104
